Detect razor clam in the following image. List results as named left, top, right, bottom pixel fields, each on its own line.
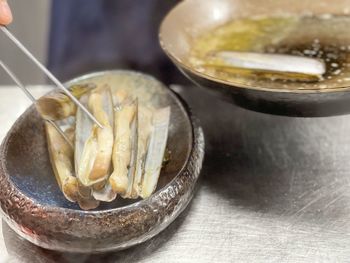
left=64, top=126, right=75, bottom=143
left=92, top=181, right=117, bottom=202
left=77, top=181, right=93, bottom=199
left=75, top=86, right=114, bottom=187
left=130, top=106, right=153, bottom=199
left=109, top=99, right=137, bottom=195
left=87, top=87, right=114, bottom=181
left=76, top=179, right=100, bottom=210
left=205, top=51, right=326, bottom=81
left=45, top=122, right=79, bottom=202
left=140, top=107, right=171, bottom=198
left=46, top=121, right=101, bottom=210
left=124, top=102, right=138, bottom=198
left=77, top=197, right=100, bottom=211
left=112, top=89, right=128, bottom=107
left=36, top=83, right=95, bottom=121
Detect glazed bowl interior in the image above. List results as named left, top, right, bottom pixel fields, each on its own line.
left=3, top=71, right=192, bottom=211
left=159, top=0, right=350, bottom=93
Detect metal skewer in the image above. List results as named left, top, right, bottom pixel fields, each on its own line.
left=0, top=60, right=74, bottom=148
left=0, top=25, right=102, bottom=128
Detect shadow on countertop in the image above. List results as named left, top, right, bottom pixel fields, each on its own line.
left=179, top=85, right=350, bottom=223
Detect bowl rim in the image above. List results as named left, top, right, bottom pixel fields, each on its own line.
left=0, top=69, right=195, bottom=215
left=158, top=0, right=350, bottom=95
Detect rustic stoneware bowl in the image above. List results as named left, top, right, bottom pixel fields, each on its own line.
left=160, top=0, right=350, bottom=117
left=0, top=71, right=204, bottom=253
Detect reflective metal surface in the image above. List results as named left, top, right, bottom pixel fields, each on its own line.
left=160, top=0, right=350, bottom=117
left=2, top=84, right=350, bottom=261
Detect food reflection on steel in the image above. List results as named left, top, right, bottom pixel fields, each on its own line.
left=189, top=15, right=350, bottom=90
left=205, top=51, right=326, bottom=82
left=41, top=81, right=171, bottom=210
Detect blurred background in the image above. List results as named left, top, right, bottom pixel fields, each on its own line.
left=0, top=0, right=50, bottom=85
left=0, top=0, right=185, bottom=86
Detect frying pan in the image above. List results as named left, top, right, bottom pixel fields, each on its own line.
left=159, top=0, right=350, bottom=117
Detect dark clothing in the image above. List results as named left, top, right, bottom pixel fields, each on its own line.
left=48, top=0, right=187, bottom=85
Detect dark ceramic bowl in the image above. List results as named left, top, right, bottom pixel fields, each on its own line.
left=159, top=0, right=350, bottom=117
left=0, top=71, right=204, bottom=253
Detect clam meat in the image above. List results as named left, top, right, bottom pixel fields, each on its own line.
left=40, top=81, right=170, bottom=210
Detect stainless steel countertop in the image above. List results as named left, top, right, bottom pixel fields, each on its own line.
left=1, top=85, right=350, bottom=262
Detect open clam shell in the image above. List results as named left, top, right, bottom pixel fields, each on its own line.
left=141, top=107, right=171, bottom=198
left=109, top=99, right=137, bottom=195
left=46, top=119, right=101, bottom=210
left=75, top=86, right=114, bottom=188
left=131, top=105, right=153, bottom=198
left=45, top=121, right=79, bottom=202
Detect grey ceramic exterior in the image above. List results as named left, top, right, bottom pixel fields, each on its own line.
left=0, top=71, right=204, bottom=253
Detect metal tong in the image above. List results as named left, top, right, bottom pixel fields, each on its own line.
left=0, top=26, right=102, bottom=146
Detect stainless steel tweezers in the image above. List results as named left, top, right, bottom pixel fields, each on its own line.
left=0, top=25, right=102, bottom=146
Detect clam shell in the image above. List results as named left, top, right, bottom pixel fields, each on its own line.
left=45, top=121, right=79, bottom=202
left=131, top=106, right=153, bottom=198
left=75, top=86, right=114, bottom=187
left=109, top=100, right=137, bottom=195
left=141, top=107, right=171, bottom=198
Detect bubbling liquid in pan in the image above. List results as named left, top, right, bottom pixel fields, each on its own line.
left=188, top=15, right=350, bottom=90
